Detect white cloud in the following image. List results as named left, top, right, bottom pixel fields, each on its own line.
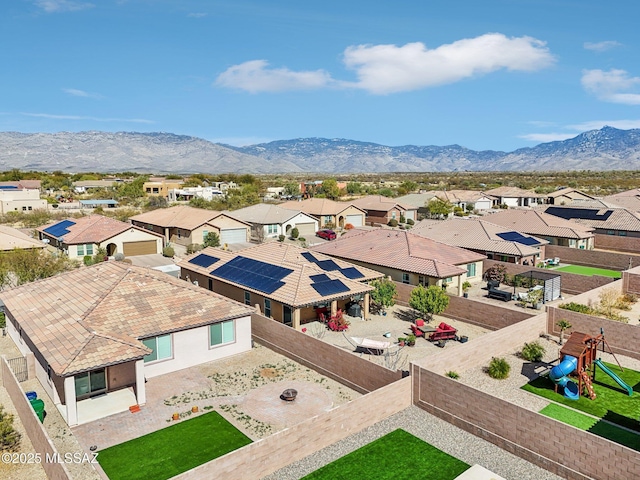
left=342, top=34, right=555, bottom=94
left=215, top=33, right=555, bottom=95
left=21, top=112, right=154, bottom=123
left=584, top=41, right=621, bottom=52
left=188, top=12, right=207, bottom=18
left=520, top=118, right=640, bottom=143
left=518, top=132, right=578, bottom=142
left=582, top=69, right=640, bottom=104
left=215, top=60, right=333, bottom=93
left=62, top=88, right=103, bottom=99
left=34, top=0, right=95, bottom=13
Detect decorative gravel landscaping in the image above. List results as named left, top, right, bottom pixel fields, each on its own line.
left=552, top=265, right=621, bottom=278
left=97, top=411, right=251, bottom=480
left=301, top=429, right=470, bottom=480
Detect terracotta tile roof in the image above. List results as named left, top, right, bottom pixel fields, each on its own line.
left=311, top=228, right=486, bottom=278
left=546, top=188, right=594, bottom=200
left=229, top=204, right=313, bottom=225
left=0, top=180, right=41, bottom=189
left=178, top=244, right=376, bottom=308
left=36, top=215, right=154, bottom=244
left=279, top=198, right=364, bottom=216
left=600, top=194, right=640, bottom=212
left=0, top=226, right=45, bottom=251
left=412, top=218, right=546, bottom=256
left=420, top=190, right=497, bottom=204
left=0, top=262, right=253, bottom=376
left=543, top=202, right=640, bottom=232
left=130, top=205, right=235, bottom=230
left=350, top=195, right=416, bottom=212
left=484, top=209, right=594, bottom=239
left=484, top=186, right=542, bottom=198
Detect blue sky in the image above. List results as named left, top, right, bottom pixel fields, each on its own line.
left=2, top=1, right=640, bottom=151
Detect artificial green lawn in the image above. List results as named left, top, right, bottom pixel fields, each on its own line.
left=98, top=411, right=252, bottom=480
left=302, top=429, right=470, bottom=480
left=522, top=362, right=640, bottom=431
left=553, top=265, right=621, bottom=278
left=540, top=404, right=640, bottom=451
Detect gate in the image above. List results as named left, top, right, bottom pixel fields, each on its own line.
left=7, top=356, right=28, bottom=382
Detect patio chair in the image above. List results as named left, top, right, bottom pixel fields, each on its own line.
left=415, top=318, right=425, bottom=327
left=410, top=324, right=424, bottom=337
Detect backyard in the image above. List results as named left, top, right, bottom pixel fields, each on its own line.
left=98, top=411, right=251, bottom=480
left=552, top=264, right=621, bottom=278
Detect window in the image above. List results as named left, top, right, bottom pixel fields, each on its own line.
left=203, top=230, right=208, bottom=242
left=28, top=206, right=32, bottom=211
left=619, top=231, right=627, bottom=236
left=418, top=275, right=427, bottom=286
left=391, top=211, right=397, bottom=220
left=74, top=369, right=106, bottom=398
left=267, top=224, right=278, bottom=234
left=208, top=278, right=213, bottom=291
left=210, top=320, right=235, bottom=347
left=77, top=244, right=84, bottom=256
left=244, top=291, right=251, bottom=305
left=445, top=277, right=453, bottom=284
left=402, top=273, right=410, bottom=284
left=86, top=244, right=93, bottom=255
left=607, top=230, right=615, bottom=236
left=142, top=334, right=172, bottom=363
left=77, top=244, right=94, bottom=256
left=324, top=215, right=332, bottom=225
left=152, top=188, right=159, bottom=194
left=47, top=365, right=52, bottom=381
left=264, top=299, right=271, bottom=317
left=466, top=263, right=476, bottom=277
left=22, top=206, right=27, bottom=211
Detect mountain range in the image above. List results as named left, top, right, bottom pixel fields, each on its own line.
left=1, top=126, right=639, bottom=174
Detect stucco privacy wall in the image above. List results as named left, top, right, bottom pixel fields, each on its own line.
left=412, top=367, right=640, bottom=480
left=482, top=259, right=615, bottom=295
left=594, top=233, right=640, bottom=254
left=545, top=244, right=637, bottom=270
left=173, top=376, right=412, bottom=480
left=251, top=313, right=402, bottom=393
left=1, top=356, right=72, bottom=480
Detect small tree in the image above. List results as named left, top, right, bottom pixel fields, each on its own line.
left=425, top=197, right=453, bottom=218
left=92, top=247, right=107, bottom=264
left=556, top=319, right=572, bottom=345
left=203, top=231, right=221, bottom=248
left=0, top=404, right=21, bottom=452
left=484, top=264, right=507, bottom=284
left=162, top=246, right=175, bottom=257
left=521, top=341, right=546, bottom=362
left=487, top=357, right=510, bottom=379
left=370, top=278, right=397, bottom=313
left=290, top=227, right=299, bottom=239
left=409, top=285, right=450, bottom=320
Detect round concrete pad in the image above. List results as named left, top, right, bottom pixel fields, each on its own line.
left=241, top=380, right=333, bottom=429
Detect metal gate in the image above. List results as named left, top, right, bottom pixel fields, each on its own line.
left=8, top=356, right=28, bottom=382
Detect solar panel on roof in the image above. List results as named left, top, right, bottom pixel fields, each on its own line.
left=310, top=273, right=331, bottom=282
left=188, top=253, right=220, bottom=268
left=496, top=231, right=541, bottom=246
left=311, top=279, right=350, bottom=296
left=210, top=256, right=293, bottom=295
left=545, top=207, right=613, bottom=222
left=0, top=186, right=18, bottom=190
left=316, top=259, right=341, bottom=271
left=301, top=252, right=317, bottom=262
left=43, top=219, right=76, bottom=238
left=340, top=267, right=364, bottom=279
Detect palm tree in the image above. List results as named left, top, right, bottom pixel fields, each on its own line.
left=556, top=319, right=572, bottom=345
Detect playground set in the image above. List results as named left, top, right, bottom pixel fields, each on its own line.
left=549, top=330, right=634, bottom=401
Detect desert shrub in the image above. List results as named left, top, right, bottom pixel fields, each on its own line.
left=290, top=227, right=299, bottom=239
left=186, top=243, right=203, bottom=254
left=162, top=246, right=175, bottom=257
left=278, top=234, right=285, bottom=242
left=203, top=232, right=220, bottom=248
left=445, top=371, right=460, bottom=379
left=483, top=264, right=507, bottom=283
left=487, top=357, right=510, bottom=379
left=621, top=293, right=637, bottom=303
left=399, top=214, right=406, bottom=223
left=0, top=405, right=21, bottom=452
left=559, top=302, right=593, bottom=314
left=113, top=253, right=125, bottom=261
left=344, top=223, right=354, bottom=230
left=83, top=255, right=94, bottom=266
left=406, top=218, right=414, bottom=225
left=298, top=237, right=306, bottom=242
left=387, top=219, right=398, bottom=227
left=521, top=341, right=546, bottom=362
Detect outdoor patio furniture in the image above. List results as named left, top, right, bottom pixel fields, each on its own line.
left=546, top=257, right=560, bottom=266
left=410, top=324, right=425, bottom=337
left=415, top=319, right=425, bottom=327
left=488, top=288, right=512, bottom=302
left=344, top=334, right=392, bottom=355
left=428, top=322, right=458, bottom=342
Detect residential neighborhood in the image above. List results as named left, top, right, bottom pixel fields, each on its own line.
left=0, top=172, right=639, bottom=480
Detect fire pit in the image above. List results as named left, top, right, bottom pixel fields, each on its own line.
left=280, top=388, right=298, bottom=402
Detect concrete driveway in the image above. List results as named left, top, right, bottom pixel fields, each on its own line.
left=129, top=254, right=176, bottom=268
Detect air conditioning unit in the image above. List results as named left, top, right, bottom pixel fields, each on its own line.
left=193, top=280, right=199, bottom=286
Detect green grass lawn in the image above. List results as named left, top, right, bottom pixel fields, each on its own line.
left=302, top=429, right=470, bottom=480
left=98, top=411, right=252, bottom=480
left=522, top=362, right=640, bottom=431
left=540, top=404, right=640, bottom=451
left=553, top=265, right=621, bottom=278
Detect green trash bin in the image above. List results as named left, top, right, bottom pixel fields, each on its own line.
left=30, top=398, right=45, bottom=423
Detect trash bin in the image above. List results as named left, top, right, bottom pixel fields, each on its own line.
left=30, top=398, right=45, bottom=423
left=26, top=391, right=38, bottom=402
left=348, top=303, right=362, bottom=317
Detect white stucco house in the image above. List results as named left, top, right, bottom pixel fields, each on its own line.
left=1, top=262, right=254, bottom=426
left=229, top=203, right=319, bottom=240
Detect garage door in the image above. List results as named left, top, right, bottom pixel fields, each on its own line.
left=295, top=222, right=316, bottom=237
left=220, top=228, right=247, bottom=245
left=345, top=214, right=363, bottom=227
left=123, top=240, right=158, bottom=256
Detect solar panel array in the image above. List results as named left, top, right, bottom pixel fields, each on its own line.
left=311, top=277, right=350, bottom=296
left=545, top=207, right=613, bottom=222
left=301, top=252, right=364, bottom=279
left=0, top=186, right=18, bottom=190
left=211, top=256, right=293, bottom=295
left=496, top=231, right=540, bottom=246
left=188, top=253, right=220, bottom=268
left=43, top=220, right=76, bottom=238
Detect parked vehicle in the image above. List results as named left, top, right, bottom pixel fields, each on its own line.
left=316, top=229, right=337, bottom=240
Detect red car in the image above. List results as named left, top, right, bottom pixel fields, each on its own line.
left=316, top=229, right=337, bottom=240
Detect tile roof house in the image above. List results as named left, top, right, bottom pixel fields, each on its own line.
left=179, top=242, right=382, bottom=328
left=129, top=205, right=250, bottom=247
left=349, top=195, right=418, bottom=224
left=0, top=182, right=48, bottom=214
left=544, top=187, right=595, bottom=205
left=484, top=186, right=542, bottom=208
left=1, top=262, right=254, bottom=426
left=399, top=190, right=496, bottom=214
left=311, top=228, right=486, bottom=295
left=279, top=198, right=366, bottom=228
left=0, top=225, right=46, bottom=251
left=412, top=218, right=547, bottom=265
left=229, top=204, right=319, bottom=240
left=484, top=209, right=594, bottom=249
left=36, top=214, right=163, bottom=258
